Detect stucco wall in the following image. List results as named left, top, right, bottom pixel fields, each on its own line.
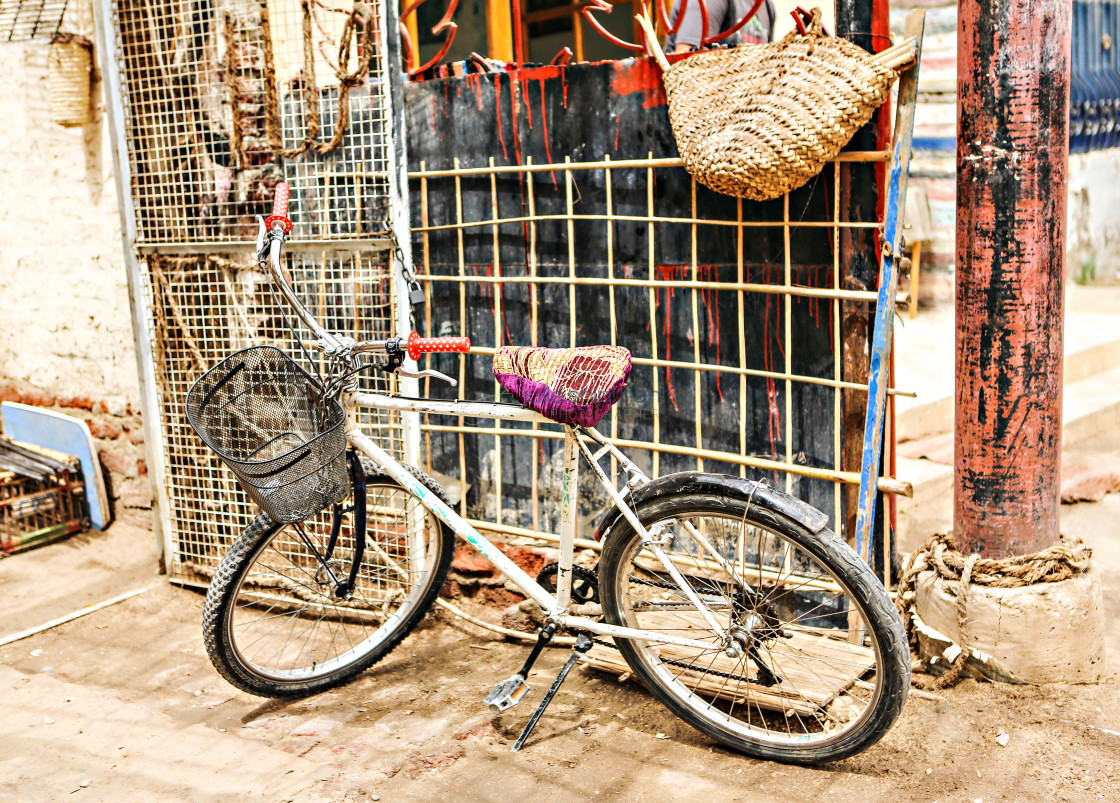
left=1069, top=149, right=1120, bottom=283
left=0, top=40, right=151, bottom=513
left=0, top=42, right=136, bottom=414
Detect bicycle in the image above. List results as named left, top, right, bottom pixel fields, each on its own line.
left=186, top=183, right=910, bottom=764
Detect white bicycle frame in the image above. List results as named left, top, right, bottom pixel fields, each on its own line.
left=343, top=391, right=727, bottom=653
left=257, top=214, right=729, bottom=654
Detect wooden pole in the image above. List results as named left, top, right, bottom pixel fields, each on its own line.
left=954, top=0, right=1070, bottom=557
left=485, top=0, right=515, bottom=62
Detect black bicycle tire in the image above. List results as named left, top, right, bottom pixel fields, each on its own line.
left=598, top=489, right=910, bottom=764
left=202, top=465, right=454, bottom=698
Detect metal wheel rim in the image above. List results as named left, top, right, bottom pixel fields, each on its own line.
left=227, top=486, right=441, bottom=683
left=615, top=510, right=886, bottom=749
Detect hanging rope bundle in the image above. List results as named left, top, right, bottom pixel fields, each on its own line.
left=259, top=0, right=377, bottom=159
left=894, top=532, right=1093, bottom=688
left=224, top=13, right=247, bottom=167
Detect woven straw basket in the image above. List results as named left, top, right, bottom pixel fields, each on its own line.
left=639, top=8, right=898, bottom=201
left=48, top=35, right=93, bottom=128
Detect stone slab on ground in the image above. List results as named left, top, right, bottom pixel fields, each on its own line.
left=0, top=665, right=321, bottom=802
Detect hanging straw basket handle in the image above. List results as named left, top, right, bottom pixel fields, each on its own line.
left=635, top=12, right=670, bottom=72
left=637, top=8, right=915, bottom=72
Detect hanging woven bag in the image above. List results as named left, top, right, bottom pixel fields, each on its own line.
left=48, top=33, right=93, bottom=129
left=637, top=8, right=913, bottom=201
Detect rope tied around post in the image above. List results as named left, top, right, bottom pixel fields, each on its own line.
left=259, top=0, right=377, bottom=159
left=895, top=533, right=1093, bottom=689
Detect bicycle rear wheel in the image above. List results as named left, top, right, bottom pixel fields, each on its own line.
left=598, top=488, right=909, bottom=763
left=203, top=465, right=453, bottom=697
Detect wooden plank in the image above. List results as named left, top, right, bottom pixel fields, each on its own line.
left=582, top=611, right=876, bottom=716
left=486, top=0, right=514, bottom=62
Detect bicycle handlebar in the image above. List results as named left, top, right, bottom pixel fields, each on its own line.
left=265, top=182, right=293, bottom=234
left=257, top=186, right=468, bottom=365
left=407, top=331, right=471, bottom=361
left=272, top=182, right=289, bottom=217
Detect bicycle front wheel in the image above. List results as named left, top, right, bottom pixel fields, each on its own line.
left=203, top=466, right=454, bottom=697
left=598, top=489, right=909, bottom=763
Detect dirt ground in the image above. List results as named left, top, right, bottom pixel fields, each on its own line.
left=2, top=481, right=1119, bottom=802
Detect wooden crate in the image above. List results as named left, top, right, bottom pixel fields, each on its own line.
left=0, top=441, right=88, bottom=555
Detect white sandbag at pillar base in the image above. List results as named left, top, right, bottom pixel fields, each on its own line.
left=914, top=569, right=1105, bottom=684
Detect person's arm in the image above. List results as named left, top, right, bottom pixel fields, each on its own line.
left=669, top=0, right=731, bottom=52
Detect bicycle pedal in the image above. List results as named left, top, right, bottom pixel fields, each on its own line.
left=484, top=674, right=530, bottom=714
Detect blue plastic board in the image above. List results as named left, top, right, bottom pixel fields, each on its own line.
left=1, top=402, right=111, bottom=530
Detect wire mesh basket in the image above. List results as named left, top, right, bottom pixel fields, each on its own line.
left=185, top=346, right=349, bottom=524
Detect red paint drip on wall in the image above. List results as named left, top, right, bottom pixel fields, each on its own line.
left=509, top=72, right=523, bottom=165
left=698, top=264, right=724, bottom=401
left=494, top=74, right=508, bottom=160
left=609, top=59, right=667, bottom=109
left=656, top=264, right=690, bottom=412
left=761, top=264, right=780, bottom=461
left=466, top=73, right=483, bottom=110
left=539, top=80, right=557, bottom=187
left=521, top=74, right=533, bottom=130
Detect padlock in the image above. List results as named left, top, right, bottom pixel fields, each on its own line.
left=408, top=280, right=426, bottom=307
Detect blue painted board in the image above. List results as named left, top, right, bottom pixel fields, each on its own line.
left=1, top=402, right=112, bottom=530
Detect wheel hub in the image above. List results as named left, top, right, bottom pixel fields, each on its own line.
left=314, top=558, right=344, bottom=588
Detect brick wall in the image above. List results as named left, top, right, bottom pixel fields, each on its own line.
left=0, top=41, right=147, bottom=515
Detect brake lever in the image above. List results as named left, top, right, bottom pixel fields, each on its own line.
left=396, top=366, right=458, bottom=388
left=255, top=215, right=269, bottom=265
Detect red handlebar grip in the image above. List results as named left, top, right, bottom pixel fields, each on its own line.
left=407, top=331, right=471, bottom=361
left=265, top=182, right=294, bottom=233
left=272, top=182, right=290, bottom=217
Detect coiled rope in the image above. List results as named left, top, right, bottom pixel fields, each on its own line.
left=895, top=533, right=1093, bottom=689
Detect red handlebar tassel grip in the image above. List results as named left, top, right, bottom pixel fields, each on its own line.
left=265, top=182, right=293, bottom=233
left=406, top=331, right=471, bottom=361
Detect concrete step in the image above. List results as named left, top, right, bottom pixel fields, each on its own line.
left=0, top=665, right=321, bottom=802
left=896, top=334, right=1120, bottom=443
left=894, top=284, right=1120, bottom=444
left=896, top=363, right=1120, bottom=552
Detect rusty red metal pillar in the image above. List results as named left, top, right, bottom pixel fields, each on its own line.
left=954, top=0, right=1071, bottom=557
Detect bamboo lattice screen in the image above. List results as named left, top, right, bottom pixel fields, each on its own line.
left=411, top=152, right=909, bottom=580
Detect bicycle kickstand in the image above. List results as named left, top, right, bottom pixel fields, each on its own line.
left=511, top=633, right=593, bottom=752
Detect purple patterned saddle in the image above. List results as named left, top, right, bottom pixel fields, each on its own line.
left=492, top=345, right=632, bottom=427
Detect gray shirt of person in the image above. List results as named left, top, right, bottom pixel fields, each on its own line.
left=665, top=0, right=776, bottom=50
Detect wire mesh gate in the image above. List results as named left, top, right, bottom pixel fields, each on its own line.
left=94, top=0, right=414, bottom=583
